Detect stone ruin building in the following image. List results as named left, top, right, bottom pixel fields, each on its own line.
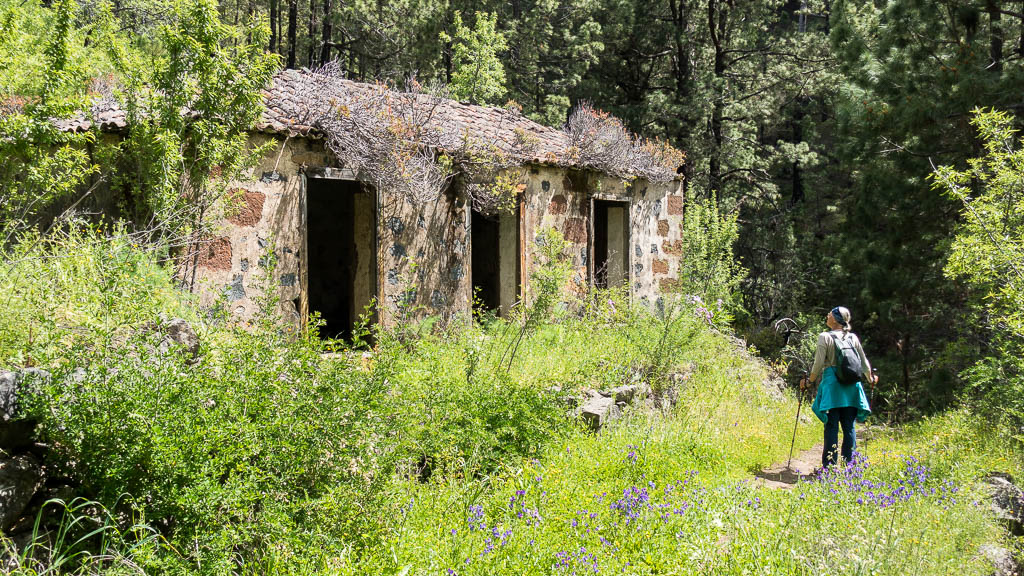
left=66, top=69, right=688, bottom=339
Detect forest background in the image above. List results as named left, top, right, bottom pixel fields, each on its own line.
left=3, top=0, right=1024, bottom=453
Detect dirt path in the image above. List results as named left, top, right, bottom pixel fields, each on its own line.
left=751, top=444, right=823, bottom=489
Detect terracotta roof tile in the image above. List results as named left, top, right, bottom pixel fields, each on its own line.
left=56, top=69, right=589, bottom=167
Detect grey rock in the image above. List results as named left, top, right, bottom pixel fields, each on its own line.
left=0, top=372, right=43, bottom=451
left=985, top=473, right=1024, bottom=535
left=0, top=455, right=43, bottom=532
left=44, top=485, right=75, bottom=505
left=580, top=393, right=619, bottom=431
left=385, top=216, right=404, bottom=235
left=226, top=275, right=245, bottom=301
left=0, top=372, right=17, bottom=422
left=608, top=384, right=649, bottom=405
left=158, top=319, right=200, bottom=360
left=980, top=544, right=1020, bottom=576
left=17, top=369, right=50, bottom=388
left=430, top=290, right=445, bottom=309
left=449, top=264, right=464, bottom=282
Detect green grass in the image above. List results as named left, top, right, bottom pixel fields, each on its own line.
left=1, top=228, right=1020, bottom=575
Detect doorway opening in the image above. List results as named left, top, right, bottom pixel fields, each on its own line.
left=593, top=200, right=630, bottom=289
left=471, top=207, right=520, bottom=317
left=306, top=177, right=376, bottom=340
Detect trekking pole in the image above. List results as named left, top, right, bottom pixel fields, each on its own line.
left=787, top=370, right=808, bottom=471
left=868, top=368, right=878, bottom=406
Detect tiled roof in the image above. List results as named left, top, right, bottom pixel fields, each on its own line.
left=262, top=69, right=570, bottom=164
left=55, top=68, right=573, bottom=165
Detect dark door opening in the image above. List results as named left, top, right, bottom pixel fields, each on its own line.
left=593, top=200, right=630, bottom=289
left=306, top=177, right=376, bottom=340
left=471, top=207, right=520, bottom=316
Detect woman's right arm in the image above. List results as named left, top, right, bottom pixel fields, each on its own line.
left=808, top=333, right=829, bottom=384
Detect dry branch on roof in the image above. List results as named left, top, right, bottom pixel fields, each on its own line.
left=303, top=63, right=541, bottom=209
left=564, top=103, right=684, bottom=183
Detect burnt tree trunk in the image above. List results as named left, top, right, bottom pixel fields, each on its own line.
left=270, top=0, right=279, bottom=53
left=319, top=0, right=333, bottom=65
left=669, top=0, right=694, bottom=195
left=307, top=0, right=317, bottom=67
left=287, top=0, right=298, bottom=68
left=707, top=0, right=728, bottom=197
left=987, top=0, right=1003, bottom=71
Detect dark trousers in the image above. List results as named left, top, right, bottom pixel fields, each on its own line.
left=823, top=406, right=858, bottom=467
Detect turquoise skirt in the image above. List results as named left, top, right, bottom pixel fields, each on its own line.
left=811, top=366, right=871, bottom=424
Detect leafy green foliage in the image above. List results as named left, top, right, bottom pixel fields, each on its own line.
left=931, top=109, right=1024, bottom=438
left=0, top=225, right=191, bottom=367
left=0, top=0, right=99, bottom=237
left=440, top=11, right=508, bottom=105
left=673, top=192, right=745, bottom=310
left=3, top=224, right=1020, bottom=574
left=932, top=109, right=1024, bottom=338
left=110, top=0, right=278, bottom=250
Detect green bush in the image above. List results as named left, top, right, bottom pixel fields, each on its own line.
left=0, top=225, right=192, bottom=367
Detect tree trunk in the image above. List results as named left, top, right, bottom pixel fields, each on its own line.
left=320, top=0, right=333, bottom=65
left=270, top=0, right=279, bottom=53
left=308, top=0, right=317, bottom=67
left=790, top=98, right=806, bottom=205
left=708, top=0, right=727, bottom=196
left=987, top=0, right=1003, bottom=71
left=287, top=0, right=298, bottom=68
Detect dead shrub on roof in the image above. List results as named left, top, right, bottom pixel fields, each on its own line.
left=564, top=103, right=684, bottom=183
left=307, top=64, right=459, bottom=204
left=305, top=63, right=535, bottom=212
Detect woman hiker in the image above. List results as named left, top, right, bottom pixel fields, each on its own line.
left=800, top=306, right=878, bottom=469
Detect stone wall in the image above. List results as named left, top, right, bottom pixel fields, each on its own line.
left=199, top=137, right=685, bottom=331
left=376, top=184, right=471, bottom=326
left=519, top=166, right=685, bottom=308
left=205, top=135, right=472, bottom=330
left=196, top=134, right=326, bottom=326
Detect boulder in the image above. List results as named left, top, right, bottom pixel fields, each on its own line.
left=6, top=484, right=77, bottom=536
left=980, top=544, right=1020, bottom=576
left=0, top=372, right=17, bottom=422
left=159, top=318, right=200, bottom=360
left=0, top=455, right=43, bottom=532
left=580, top=392, right=619, bottom=431
left=608, top=383, right=650, bottom=405
left=0, top=371, right=45, bottom=452
left=985, top=473, right=1024, bottom=535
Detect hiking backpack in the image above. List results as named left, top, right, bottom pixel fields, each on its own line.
left=833, top=333, right=863, bottom=386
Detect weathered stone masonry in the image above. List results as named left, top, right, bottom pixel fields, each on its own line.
left=60, top=69, right=686, bottom=333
